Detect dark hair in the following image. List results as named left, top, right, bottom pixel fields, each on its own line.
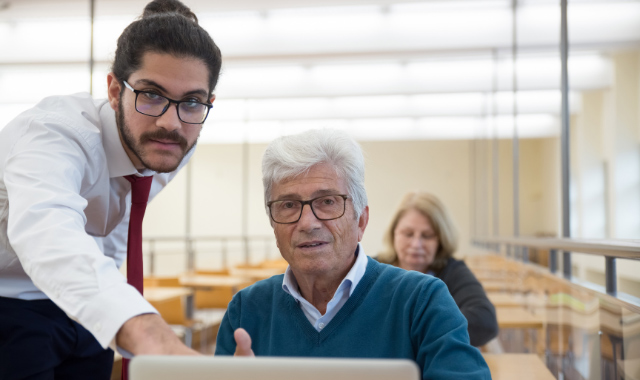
left=112, top=0, right=222, bottom=95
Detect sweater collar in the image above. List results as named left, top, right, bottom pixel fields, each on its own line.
left=282, top=243, right=368, bottom=302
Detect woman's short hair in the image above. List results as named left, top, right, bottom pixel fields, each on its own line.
left=378, top=191, right=458, bottom=274
left=262, top=129, right=368, bottom=218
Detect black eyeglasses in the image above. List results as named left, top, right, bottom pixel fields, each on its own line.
left=267, top=195, right=349, bottom=224
left=123, top=80, right=212, bottom=124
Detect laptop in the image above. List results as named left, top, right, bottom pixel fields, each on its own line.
left=129, top=356, right=420, bottom=380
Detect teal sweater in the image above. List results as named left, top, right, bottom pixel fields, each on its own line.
left=216, top=258, right=491, bottom=380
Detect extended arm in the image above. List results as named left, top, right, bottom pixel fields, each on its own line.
left=116, top=314, right=198, bottom=355
left=3, top=118, right=189, bottom=354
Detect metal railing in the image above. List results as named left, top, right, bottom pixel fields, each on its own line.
left=472, top=236, right=640, bottom=298
left=143, top=235, right=277, bottom=275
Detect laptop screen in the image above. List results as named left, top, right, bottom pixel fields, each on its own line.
left=130, top=356, right=420, bottom=380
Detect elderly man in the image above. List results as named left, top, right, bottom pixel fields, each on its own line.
left=215, top=129, right=490, bottom=379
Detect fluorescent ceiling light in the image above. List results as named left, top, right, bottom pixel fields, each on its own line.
left=390, top=1, right=510, bottom=12
left=216, top=54, right=610, bottom=98
left=0, top=18, right=90, bottom=63
left=200, top=113, right=558, bottom=144
left=2, top=1, right=639, bottom=63
left=0, top=64, right=90, bottom=103
left=208, top=90, right=579, bottom=122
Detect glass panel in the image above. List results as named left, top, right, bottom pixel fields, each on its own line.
left=617, top=258, right=640, bottom=299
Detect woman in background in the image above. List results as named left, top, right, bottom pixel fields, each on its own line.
left=378, top=191, right=498, bottom=347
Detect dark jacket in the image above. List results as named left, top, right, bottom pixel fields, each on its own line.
left=436, top=257, right=498, bottom=347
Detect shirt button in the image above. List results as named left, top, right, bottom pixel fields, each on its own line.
left=318, top=323, right=325, bottom=329
left=94, top=322, right=102, bottom=332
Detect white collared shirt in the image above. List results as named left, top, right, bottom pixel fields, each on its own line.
left=282, top=244, right=368, bottom=331
left=0, top=93, right=193, bottom=351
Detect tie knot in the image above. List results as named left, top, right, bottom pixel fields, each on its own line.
left=125, top=175, right=153, bottom=204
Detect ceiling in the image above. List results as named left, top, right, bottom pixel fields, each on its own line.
left=0, top=0, right=638, bottom=142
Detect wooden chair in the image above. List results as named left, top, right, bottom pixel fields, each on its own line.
left=192, top=270, right=253, bottom=309
left=149, top=289, right=214, bottom=350
left=143, top=276, right=181, bottom=287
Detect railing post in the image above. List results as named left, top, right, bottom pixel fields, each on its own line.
left=560, top=0, right=572, bottom=281
left=522, top=246, right=528, bottom=263
left=186, top=237, right=195, bottom=272
left=221, top=238, right=227, bottom=269
left=605, top=257, right=617, bottom=294
left=244, top=236, right=250, bottom=264
left=518, top=246, right=523, bottom=261
left=149, top=239, right=155, bottom=276
left=549, top=249, right=557, bottom=273
left=563, top=251, right=571, bottom=279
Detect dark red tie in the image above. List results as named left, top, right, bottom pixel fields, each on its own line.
left=122, top=174, right=153, bottom=380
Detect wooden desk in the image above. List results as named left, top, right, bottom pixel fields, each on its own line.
left=496, top=307, right=545, bottom=355
left=482, top=354, right=555, bottom=380
left=481, top=280, right=526, bottom=293
left=179, top=274, right=252, bottom=289
left=229, top=267, right=284, bottom=280
left=178, top=275, right=252, bottom=318
left=144, top=287, right=193, bottom=303
left=489, top=293, right=526, bottom=307
left=488, top=292, right=546, bottom=308
left=496, top=307, right=544, bottom=329
left=144, top=287, right=194, bottom=324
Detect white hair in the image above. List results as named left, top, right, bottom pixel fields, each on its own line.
left=262, top=129, right=368, bottom=218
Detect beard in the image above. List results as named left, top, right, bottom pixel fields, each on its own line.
left=117, top=100, right=197, bottom=173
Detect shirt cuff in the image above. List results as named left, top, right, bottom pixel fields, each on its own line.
left=77, top=282, right=158, bottom=349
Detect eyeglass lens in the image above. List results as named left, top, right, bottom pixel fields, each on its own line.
left=270, top=195, right=346, bottom=223
left=136, top=92, right=208, bottom=124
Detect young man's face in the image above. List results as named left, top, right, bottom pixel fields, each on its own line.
left=107, top=51, right=214, bottom=173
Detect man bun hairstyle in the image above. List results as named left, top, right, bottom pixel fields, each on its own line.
left=142, top=0, right=198, bottom=22
left=112, top=0, right=222, bottom=95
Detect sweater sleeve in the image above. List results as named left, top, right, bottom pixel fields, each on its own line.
left=441, top=260, right=498, bottom=347
left=215, top=293, right=241, bottom=355
left=412, top=278, right=491, bottom=379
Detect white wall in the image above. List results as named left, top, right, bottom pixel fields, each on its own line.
left=141, top=137, right=559, bottom=275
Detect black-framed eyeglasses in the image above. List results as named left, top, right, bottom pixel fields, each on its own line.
left=123, top=80, right=213, bottom=125
left=267, top=195, right=349, bottom=224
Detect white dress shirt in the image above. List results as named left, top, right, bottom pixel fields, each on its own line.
left=282, top=244, right=368, bottom=331
left=0, top=93, right=193, bottom=351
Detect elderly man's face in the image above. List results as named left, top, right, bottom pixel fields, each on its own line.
left=270, top=163, right=369, bottom=279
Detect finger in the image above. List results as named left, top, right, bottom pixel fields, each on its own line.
left=233, top=328, right=255, bottom=357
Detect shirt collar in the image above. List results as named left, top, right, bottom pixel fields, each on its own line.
left=282, top=243, right=368, bottom=301
left=98, top=100, right=156, bottom=178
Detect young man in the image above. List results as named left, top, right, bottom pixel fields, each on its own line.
left=216, top=129, right=491, bottom=380
left=0, top=1, right=221, bottom=378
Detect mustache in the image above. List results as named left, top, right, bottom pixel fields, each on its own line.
left=140, top=129, right=188, bottom=150
left=294, top=233, right=332, bottom=245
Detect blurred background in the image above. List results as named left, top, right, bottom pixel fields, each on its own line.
left=0, top=0, right=639, bottom=292
left=3, top=2, right=640, bottom=378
